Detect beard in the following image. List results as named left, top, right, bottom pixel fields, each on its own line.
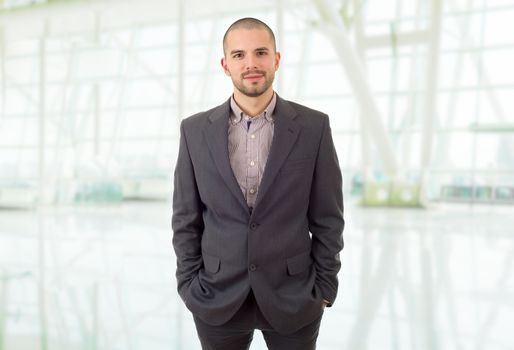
left=232, top=70, right=275, bottom=97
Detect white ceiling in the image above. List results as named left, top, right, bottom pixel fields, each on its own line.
left=0, top=0, right=312, bottom=41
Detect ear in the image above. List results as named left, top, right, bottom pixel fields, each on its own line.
left=221, top=57, right=231, bottom=76
left=274, top=52, right=281, bottom=71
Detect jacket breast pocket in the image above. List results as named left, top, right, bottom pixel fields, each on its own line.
left=280, top=157, right=313, bottom=174
left=286, top=251, right=313, bottom=276
left=202, top=252, right=220, bottom=274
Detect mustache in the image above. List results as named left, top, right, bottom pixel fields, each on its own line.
left=242, top=70, right=266, bottom=78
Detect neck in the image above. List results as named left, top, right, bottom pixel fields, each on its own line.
left=233, top=88, right=274, bottom=117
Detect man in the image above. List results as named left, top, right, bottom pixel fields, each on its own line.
left=172, top=17, right=344, bottom=350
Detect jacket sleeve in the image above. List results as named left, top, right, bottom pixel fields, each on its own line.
left=308, top=115, right=345, bottom=306
left=172, top=120, right=204, bottom=302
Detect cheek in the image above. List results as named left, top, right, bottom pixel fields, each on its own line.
left=226, top=64, right=241, bottom=74
left=224, top=65, right=237, bottom=76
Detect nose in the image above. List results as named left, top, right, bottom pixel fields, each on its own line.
left=245, top=55, right=258, bottom=70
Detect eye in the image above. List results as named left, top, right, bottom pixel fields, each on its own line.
left=257, top=51, right=268, bottom=56
left=233, top=53, right=243, bottom=59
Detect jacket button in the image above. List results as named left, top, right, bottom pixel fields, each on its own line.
left=249, top=264, right=257, bottom=271
left=250, top=222, right=258, bottom=230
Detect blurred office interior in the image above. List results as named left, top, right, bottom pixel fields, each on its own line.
left=0, top=0, right=513, bottom=349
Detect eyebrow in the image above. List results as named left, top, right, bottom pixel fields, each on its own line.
left=229, top=47, right=270, bottom=55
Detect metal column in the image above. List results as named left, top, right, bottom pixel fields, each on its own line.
left=420, top=0, right=443, bottom=200
left=314, top=0, right=399, bottom=177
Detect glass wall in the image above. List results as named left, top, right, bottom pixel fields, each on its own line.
left=0, top=0, right=513, bottom=207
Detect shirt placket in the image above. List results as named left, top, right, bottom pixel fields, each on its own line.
left=246, top=117, right=262, bottom=207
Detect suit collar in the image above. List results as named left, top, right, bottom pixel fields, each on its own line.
left=208, top=97, right=231, bottom=123
left=203, top=94, right=301, bottom=213
left=253, top=96, right=300, bottom=209
left=204, top=98, right=248, bottom=211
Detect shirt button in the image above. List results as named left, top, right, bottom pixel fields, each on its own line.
left=250, top=134, right=256, bottom=139
left=249, top=264, right=257, bottom=271
left=250, top=222, right=258, bottom=230
left=249, top=160, right=255, bottom=167
left=249, top=188, right=256, bottom=194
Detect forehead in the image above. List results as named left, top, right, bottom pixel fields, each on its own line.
left=224, top=28, right=274, bottom=50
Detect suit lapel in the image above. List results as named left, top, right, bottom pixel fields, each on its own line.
left=254, top=97, right=300, bottom=209
left=203, top=99, right=248, bottom=211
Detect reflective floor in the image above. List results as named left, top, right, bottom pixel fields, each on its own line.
left=0, top=201, right=513, bottom=350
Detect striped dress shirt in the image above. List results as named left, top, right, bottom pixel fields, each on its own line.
left=228, top=93, right=276, bottom=208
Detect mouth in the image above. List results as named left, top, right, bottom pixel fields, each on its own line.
left=243, top=71, right=265, bottom=81
left=243, top=74, right=264, bottom=81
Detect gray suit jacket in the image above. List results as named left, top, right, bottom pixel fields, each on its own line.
left=172, top=95, right=344, bottom=334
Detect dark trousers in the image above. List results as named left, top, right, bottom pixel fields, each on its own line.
left=193, top=290, right=322, bottom=350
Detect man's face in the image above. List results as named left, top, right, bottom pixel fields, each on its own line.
left=221, top=28, right=280, bottom=98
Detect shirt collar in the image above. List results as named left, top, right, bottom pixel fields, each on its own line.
left=230, top=92, right=276, bottom=125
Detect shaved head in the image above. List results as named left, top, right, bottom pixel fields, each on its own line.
left=223, top=17, right=277, bottom=55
